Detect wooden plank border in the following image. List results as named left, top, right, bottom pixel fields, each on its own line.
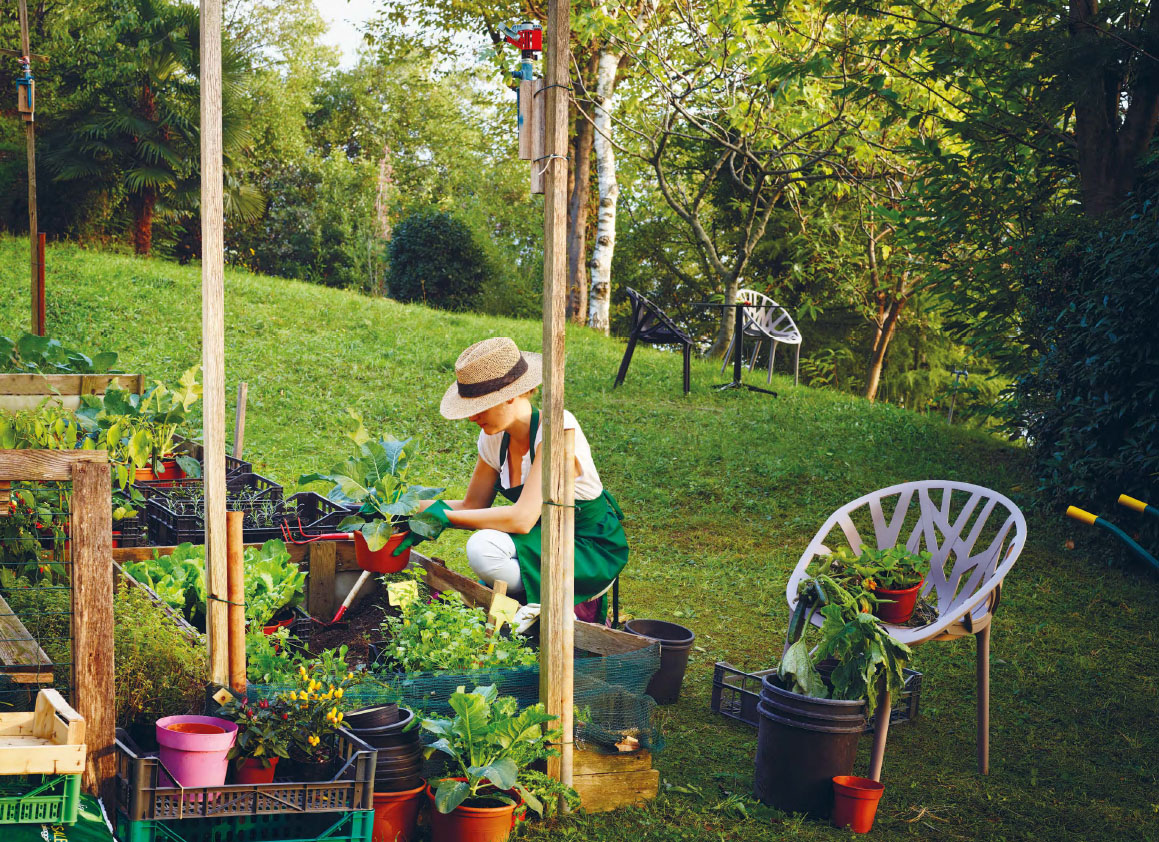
left=0, top=450, right=108, bottom=481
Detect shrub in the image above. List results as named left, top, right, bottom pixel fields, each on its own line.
left=386, top=209, right=494, bottom=310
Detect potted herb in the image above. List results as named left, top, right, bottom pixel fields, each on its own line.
left=753, top=575, right=912, bottom=818
left=299, top=417, right=443, bottom=574
left=422, top=684, right=561, bottom=842
left=277, top=665, right=358, bottom=780
left=217, top=695, right=292, bottom=784
left=820, top=545, right=932, bottom=624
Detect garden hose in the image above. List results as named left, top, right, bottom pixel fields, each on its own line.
left=1118, top=494, right=1159, bottom=522
left=1065, top=506, right=1159, bottom=573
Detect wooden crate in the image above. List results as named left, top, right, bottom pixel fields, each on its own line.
left=572, top=747, right=660, bottom=813
left=0, top=688, right=86, bottom=775
left=0, top=372, right=144, bottom=412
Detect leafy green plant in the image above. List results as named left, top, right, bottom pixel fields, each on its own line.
left=0, top=400, right=93, bottom=451
left=379, top=588, right=538, bottom=673
left=299, top=413, right=443, bottom=551
left=0, top=332, right=120, bottom=374
left=218, top=694, right=293, bottom=769
left=820, top=545, right=931, bottom=591
left=422, top=684, right=558, bottom=816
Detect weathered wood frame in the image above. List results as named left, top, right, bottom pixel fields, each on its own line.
left=0, top=450, right=115, bottom=804
left=0, top=373, right=144, bottom=413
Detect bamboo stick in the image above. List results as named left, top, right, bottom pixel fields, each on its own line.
left=226, top=512, right=246, bottom=694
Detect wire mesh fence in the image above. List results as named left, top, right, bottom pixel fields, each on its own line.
left=0, top=479, right=73, bottom=710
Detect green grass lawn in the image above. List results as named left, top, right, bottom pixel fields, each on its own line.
left=2, top=236, right=1157, bottom=841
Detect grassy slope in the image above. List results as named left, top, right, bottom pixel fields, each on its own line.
left=2, top=237, right=1156, bottom=841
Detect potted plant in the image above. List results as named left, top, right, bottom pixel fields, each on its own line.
left=276, top=664, right=359, bottom=780
left=753, top=575, right=912, bottom=818
left=820, top=545, right=932, bottom=624
left=217, top=695, right=292, bottom=784
left=422, top=684, right=561, bottom=842
left=299, top=415, right=443, bottom=574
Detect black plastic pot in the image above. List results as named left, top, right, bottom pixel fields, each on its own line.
left=344, top=704, right=399, bottom=730
left=753, top=677, right=867, bottom=818
left=623, top=619, right=696, bottom=705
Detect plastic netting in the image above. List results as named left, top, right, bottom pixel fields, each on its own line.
left=247, top=643, right=663, bottom=754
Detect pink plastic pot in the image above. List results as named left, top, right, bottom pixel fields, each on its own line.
left=156, top=716, right=237, bottom=790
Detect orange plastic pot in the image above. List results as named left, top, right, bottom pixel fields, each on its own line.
left=872, top=580, right=924, bottom=624
left=354, top=530, right=411, bottom=574
left=234, top=756, right=278, bottom=784
left=372, top=783, right=426, bottom=842
left=134, top=467, right=156, bottom=482
left=831, top=775, right=884, bottom=833
left=425, top=780, right=520, bottom=842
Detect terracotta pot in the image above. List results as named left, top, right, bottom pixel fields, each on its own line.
left=134, top=467, right=156, bottom=482
left=831, top=775, right=885, bottom=833
left=354, top=530, right=411, bottom=574
left=234, top=756, right=279, bottom=784
left=373, top=783, right=426, bottom=842
left=426, top=779, right=520, bottom=842
left=872, top=580, right=924, bottom=624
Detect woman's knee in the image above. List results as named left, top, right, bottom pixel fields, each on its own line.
left=466, top=530, right=523, bottom=592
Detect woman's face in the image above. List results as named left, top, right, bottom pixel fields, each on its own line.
left=468, top=400, right=514, bottom=436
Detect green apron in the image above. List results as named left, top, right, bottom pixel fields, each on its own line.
left=495, top=408, right=629, bottom=615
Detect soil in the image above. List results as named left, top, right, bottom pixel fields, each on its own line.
left=303, top=587, right=399, bottom=667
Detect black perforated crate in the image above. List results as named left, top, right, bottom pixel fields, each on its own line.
left=113, top=511, right=148, bottom=548
left=281, top=492, right=358, bottom=538
left=710, top=662, right=922, bottom=733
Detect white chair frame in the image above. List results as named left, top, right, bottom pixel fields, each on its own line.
left=720, top=289, right=803, bottom=386
left=785, top=480, right=1027, bottom=779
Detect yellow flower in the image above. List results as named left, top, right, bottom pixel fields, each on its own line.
left=346, top=672, right=354, bottom=681
left=334, top=688, right=344, bottom=699
left=308, top=735, right=320, bottom=747
left=336, top=712, right=344, bottom=723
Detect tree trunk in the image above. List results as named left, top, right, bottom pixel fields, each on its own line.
left=707, top=275, right=740, bottom=358
left=865, top=298, right=903, bottom=403
left=567, top=54, right=598, bottom=324
left=132, top=189, right=155, bottom=256
left=587, top=49, right=621, bottom=335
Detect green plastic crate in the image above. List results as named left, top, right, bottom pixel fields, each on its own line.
left=115, top=809, right=374, bottom=842
left=0, top=773, right=81, bottom=824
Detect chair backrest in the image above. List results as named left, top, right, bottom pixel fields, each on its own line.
left=786, top=481, right=1027, bottom=642
left=736, top=289, right=802, bottom=342
left=625, top=287, right=692, bottom=344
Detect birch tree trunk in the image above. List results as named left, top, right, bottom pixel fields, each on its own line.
left=587, top=49, right=620, bottom=335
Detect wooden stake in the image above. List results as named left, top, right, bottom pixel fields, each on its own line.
left=226, top=512, right=246, bottom=694
left=540, top=0, right=574, bottom=797
left=70, top=461, right=115, bottom=806
left=35, top=233, right=45, bottom=336
left=201, top=0, right=229, bottom=688
left=17, top=0, right=39, bottom=335
left=233, top=381, right=247, bottom=459
left=518, top=79, right=535, bottom=161
left=530, top=79, right=546, bottom=194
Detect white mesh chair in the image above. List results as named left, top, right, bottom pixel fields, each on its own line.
left=720, top=289, right=803, bottom=386
left=785, top=481, right=1028, bottom=779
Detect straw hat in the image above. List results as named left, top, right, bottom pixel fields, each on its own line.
left=440, top=337, right=543, bottom=419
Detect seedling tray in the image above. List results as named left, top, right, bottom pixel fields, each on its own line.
left=114, top=512, right=148, bottom=548
left=710, top=662, right=922, bottom=733
left=115, top=729, right=376, bottom=822
left=136, top=471, right=283, bottom=504
left=116, top=808, right=373, bottom=842
left=282, top=493, right=358, bottom=537
left=0, top=773, right=81, bottom=825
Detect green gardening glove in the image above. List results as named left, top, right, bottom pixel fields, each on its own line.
left=393, top=501, right=453, bottom=556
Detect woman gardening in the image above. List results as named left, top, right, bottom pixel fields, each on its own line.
left=394, top=337, right=629, bottom=621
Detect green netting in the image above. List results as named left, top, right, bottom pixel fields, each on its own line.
left=248, top=643, right=663, bottom=753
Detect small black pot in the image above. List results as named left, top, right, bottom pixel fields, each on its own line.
left=349, top=706, right=415, bottom=737
left=624, top=619, right=696, bottom=705
left=344, top=703, right=399, bottom=729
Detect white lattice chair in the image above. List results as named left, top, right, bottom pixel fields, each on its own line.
left=786, top=481, right=1028, bottom=779
left=720, top=289, right=804, bottom=385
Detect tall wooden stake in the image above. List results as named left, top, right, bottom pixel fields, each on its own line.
left=539, top=0, right=574, bottom=794
left=226, top=512, right=246, bottom=694
left=17, top=0, right=40, bottom=335
left=201, top=0, right=229, bottom=687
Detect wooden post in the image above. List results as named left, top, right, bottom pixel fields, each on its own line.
left=70, top=460, right=115, bottom=806
left=539, top=0, right=573, bottom=796
left=307, top=541, right=337, bottom=620
left=35, top=233, right=45, bottom=336
left=518, top=79, right=535, bottom=161
left=530, top=79, right=546, bottom=194
left=17, top=0, right=39, bottom=336
left=201, top=0, right=229, bottom=688
left=226, top=512, right=245, bottom=694
left=233, top=381, right=247, bottom=459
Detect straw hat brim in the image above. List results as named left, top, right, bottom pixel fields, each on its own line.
left=440, top=352, right=543, bottom=420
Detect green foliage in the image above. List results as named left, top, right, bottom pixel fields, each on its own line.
left=218, top=694, right=292, bottom=768
left=387, top=210, right=495, bottom=311
left=0, top=332, right=119, bottom=374
left=378, top=590, right=538, bottom=673
left=821, top=545, right=931, bottom=590
left=422, top=684, right=559, bottom=816
left=0, top=402, right=91, bottom=452
left=113, top=582, right=206, bottom=729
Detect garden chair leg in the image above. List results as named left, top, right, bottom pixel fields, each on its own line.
left=868, top=684, right=891, bottom=782
left=793, top=343, right=800, bottom=387
left=749, top=339, right=761, bottom=372
left=977, top=624, right=991, bottom=775
left=720, top=334, right=736, bottom=375
left=614, top=334, right=640, bottom=389
left=768, top=342, right=777, bottom=384
left=682, top=344, right=691, bottom=395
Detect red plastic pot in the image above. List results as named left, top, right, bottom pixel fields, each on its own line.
left=154, top=458, right=186, bottom=481
left=831, top=775, right=884, bottom=833
left=872, top=579, right=924, bottom=624
left=372, top=783, right=426, bottom=842
left=262, top=616, right=295, bottom=636
left=354, top=529, right=411, bottom=574
left=426, top=779, right=521, bottom=842
left=234, top=756, right=279, bottom=784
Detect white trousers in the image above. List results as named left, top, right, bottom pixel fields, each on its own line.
left=466, top=530, right=525, bottom=594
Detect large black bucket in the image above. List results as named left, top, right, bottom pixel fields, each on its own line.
left=623, top=619, right=695, bottom=705
left=753, top=677, right=867, bottom=817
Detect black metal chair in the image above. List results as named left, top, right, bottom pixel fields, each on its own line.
left=613, top=287, right=694, bottom=395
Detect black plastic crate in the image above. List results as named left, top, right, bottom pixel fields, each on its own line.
left=146, top=496, right=287, bottom=546
left=281, top=492, right=358, bottom=538
left=710, top=662, right=922, bottom=733
left=136, top=471, right=283, bottom=504
left=172, top=437, right=253, bottom=478
left=113, top=512, right=148, bottom=548
left=115, top=728, right=376, bottom=822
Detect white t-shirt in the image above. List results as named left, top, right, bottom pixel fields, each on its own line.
left=477, top=410, right=604, bottom=501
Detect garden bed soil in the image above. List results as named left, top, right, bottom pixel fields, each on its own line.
left=304, top=589, right=400, bottom=666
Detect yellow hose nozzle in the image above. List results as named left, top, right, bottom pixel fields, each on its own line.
left=1066, top=506, right=1098, bottom=526
left=1118, top=494, right=1148, bottom=513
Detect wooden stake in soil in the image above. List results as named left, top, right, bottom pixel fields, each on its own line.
left=17, top=0, right=40, bottom=335
left=201, top=0, right=229, bottom=687
left=226, top=511, right=246, bottom=694
left=233, top=382, right=247, bottom=459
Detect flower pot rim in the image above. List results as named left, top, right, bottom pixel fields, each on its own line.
left=425, top=777, right=522, bottom=814
left=874, top=579, right=924, bottom=595
left=833, top=775, right=885, bottom=796
left=373, top=782, right=427, bottom=800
